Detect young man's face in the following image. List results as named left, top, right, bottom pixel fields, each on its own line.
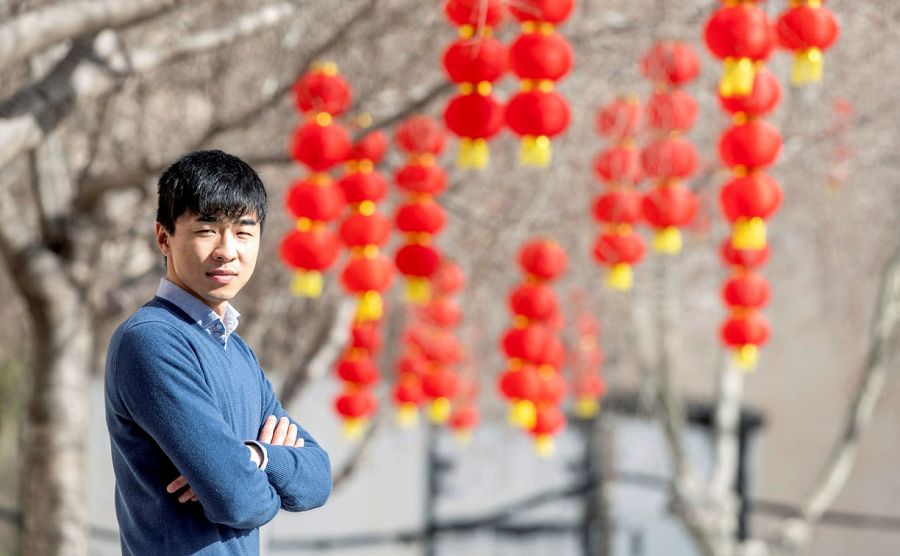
left=156, top=212, right=260, bottom=316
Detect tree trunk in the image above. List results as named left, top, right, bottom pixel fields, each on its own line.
left=21, top=286, right=91, bottom=556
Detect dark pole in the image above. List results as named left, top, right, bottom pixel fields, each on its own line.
left=423, top=422, right=447, bottom=556
left=578, top=410, right=610, bottom=556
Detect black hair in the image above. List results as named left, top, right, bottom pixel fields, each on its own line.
left=156, top=149, right=268, bottom=234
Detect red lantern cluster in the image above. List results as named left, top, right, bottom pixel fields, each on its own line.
left=639, top=42, right=700, bottom=255
left=590, top=97, right=646, bottom=291
left=338, top=130, right=394, bottom=322
left=709, top=19, right=785, bottom=371
left=704, top=1, right=777, bottom=98
left=394, top=260, right=467, bottom=427
left=497, top=239, right=568, bottom=456
left=505, top=0, right=574, bottom=167
left=393, top=116, right=448, bottom=304
left=719, top=241, right=772, bottom=371
left=569, top=311, right=606, bottom=419
left=776, top=0, right=840, bottom=85
left=333, top=319, right=382, bottom=439
left=280, top=63, right=352, bottom=297
left=442, top=0, right=507, bottom=169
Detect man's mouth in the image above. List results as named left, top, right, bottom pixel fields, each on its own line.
left=207, top=270, right=237, bottom=285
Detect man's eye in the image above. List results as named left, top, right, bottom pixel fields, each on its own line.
left=237, top=231, right=254, bottom=238
left=197, top=229, right=215, bottom=235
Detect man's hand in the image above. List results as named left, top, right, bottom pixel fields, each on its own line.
left=258, top=415, right=304, bottom=448
left=166, top=415, right=303, bottom=503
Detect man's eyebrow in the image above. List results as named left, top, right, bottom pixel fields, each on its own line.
left=236, top=217, right=258, bottom=226
left=195, top=214, right=222, bottom=223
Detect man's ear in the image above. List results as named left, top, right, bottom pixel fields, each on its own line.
left=156, top=223, right=171, bottom=257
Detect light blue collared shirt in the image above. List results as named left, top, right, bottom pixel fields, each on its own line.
left=155, top=278, right=241, bottom=350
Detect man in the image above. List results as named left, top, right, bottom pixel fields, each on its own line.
left=105, top=150, right=331, bottom=555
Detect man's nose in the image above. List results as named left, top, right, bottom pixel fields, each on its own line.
left=213, top=231, right=238, bottom=260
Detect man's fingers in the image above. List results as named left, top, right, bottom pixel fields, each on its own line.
left=272, top=416, right=289, bottom=446
left=178, top=487, right=195, bottom=504
left=294, top=437, right=305, bottom=448
left=166, top=476, right=188, bottom=494
left=285, top=424, right=297, bottom=447
left=258, top=415, right=277, bottom=443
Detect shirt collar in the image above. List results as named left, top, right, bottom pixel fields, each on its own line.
left=155, top=278, right=240, bottom=348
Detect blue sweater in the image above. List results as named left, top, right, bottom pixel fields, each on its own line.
left=105, top=297, right=331, bottom=555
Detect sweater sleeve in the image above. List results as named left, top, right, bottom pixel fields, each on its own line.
left=254, top=362, right=332, bottom=512
left=112, top=322, right=282, bottom=530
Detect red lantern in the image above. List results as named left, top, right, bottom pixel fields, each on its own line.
left=721, top=239, right=770, bottom=269
left=337, top=355, right=380, bottom=386
left=420, top=298, right=463, bottom=328
left=505, top=90, right=571, bottom=167
left=518, top=239, right=568, bottom=281
left=592, top=230, right=646, bottom=290
left=334, top=390, right=377, bottom=419
left=293, top=64, right=352, bottom=116
left=350, top=130, right=389, bottom=164
left=499, top=367, right=540, bottom=401
left=592, top=146, right=642, bottom=184
left=776, top=2, right=840, bottom=85
left=339, top=212, right=391, bottom=248
left=592, top=190, right=643, bottom=225
left=704, top=4, right=777, bottom=97
left=640, top=42, right=700, bottom=87
left=443, top=93, right=505, bottom=145
left=350, top=323, right=382, bottom=353
left=509, top=283, right=559, bottom=323
left=395, top=243, right=442, bottom=280
left=721, top=311, right=770, bottom=369
left=340, top=255, right=393, bottom=295
left=718, top=121, right=782, bottom=169
left=719, top=172, right=783, bottom=223
left=396, top=116, right=446, bottom=156
left=449, top=405, right=479, bottom=433
left=529, top=404, right=565, bottom=456
left=535, top=371, right=566, bottom=404
left=280, top=228, right=341, bottom=271
left=338, top=171, right=389, bottom=204
left=508, top=32, right=573, bottom=81
left=646, top=90, right=699, bottom=133
left=596, top=97, right=641, bottom=141
left=641, top=137, right=699, bottom=180
left=641, top=183, right=698, bottom=254
left=394, top=164, right=448, bottom=195
left=397, top=352, right=429, bottom=377
left=285, top=177, right=346, bottom=222
left=289, top=121, right=351, bottom=172
left=722, top=272, right=771, bottom=309
left=443, top=37, right=508, bottom=83
left=422, top=368, right=461, bottom=400
left=641, top=183, right=698, bottom=229
left=432, top=261, right=466, bottom=295
left=395, top=201, right=447, bottom=236
left=502, top=325, right=554, bottom=363
left=444, top=0, right=505, bottom=28
left=508, top=0, right=575, bottom=24
left=718, top=68, right=781, bottom=117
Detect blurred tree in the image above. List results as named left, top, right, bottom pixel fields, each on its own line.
left=0, top=1, right=897, bottom=556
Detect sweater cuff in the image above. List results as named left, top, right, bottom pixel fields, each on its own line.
left=263, top=445, right=295, bottom=490
left=244, top=440, right=269, bottom=471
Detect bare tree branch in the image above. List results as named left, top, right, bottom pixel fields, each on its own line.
left=709, top=358, right=745, bottom=555
left=0, top=1, right=302, bottom=173
left=774, top=241, right=900, bottom=552
left=75, top=0, right=377, bottom=209
left=0, top=0, right=178, bottom=74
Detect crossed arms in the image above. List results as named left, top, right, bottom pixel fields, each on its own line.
left=111, top=322, right=332, bottom=529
